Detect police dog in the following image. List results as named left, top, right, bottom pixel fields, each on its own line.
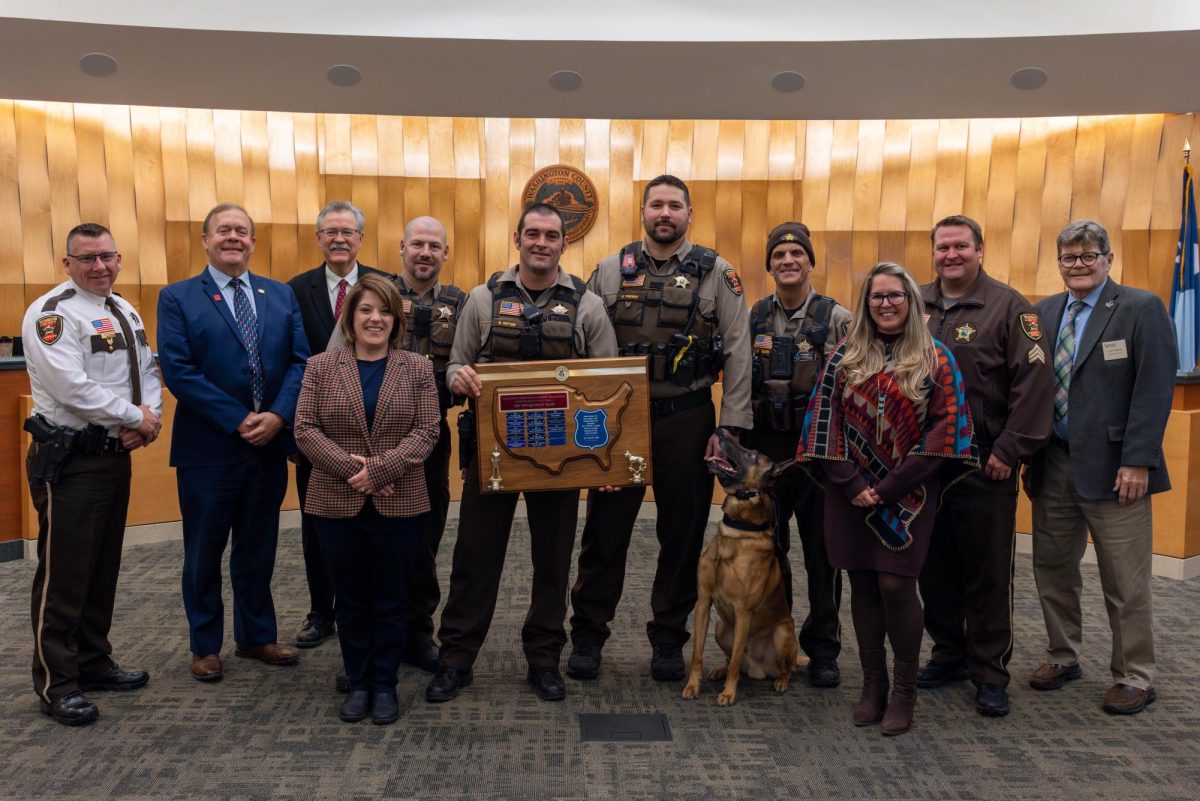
left=682, top=429, right=801, bottom=706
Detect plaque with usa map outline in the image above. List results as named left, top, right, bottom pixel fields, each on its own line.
left=473, top=357, right=653, bottom=493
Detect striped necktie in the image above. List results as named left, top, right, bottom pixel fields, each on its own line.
left=333, top=278, right=349, bottom=320
left=230, top=277, right=265, bottom=404
left=1053, top=300, right=1086, bottom=422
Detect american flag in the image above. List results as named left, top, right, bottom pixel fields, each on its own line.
left=754, top=333, right=773, bottom=351
left=92, top=318, right=116, bottom=335
left=499, top=300, right=523, bottom=316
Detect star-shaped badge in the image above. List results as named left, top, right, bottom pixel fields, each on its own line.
left=551, top=304, right=568, bottom=315
left=674, top=275, right=690, bottom=289
left=438, top=305, right=453, bottom=319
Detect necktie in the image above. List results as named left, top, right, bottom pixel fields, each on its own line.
left=230, top=277, right=265, bottom=404
left=333, top=278, right=349, bottom=320
left=1053, top=300, right=1086, bottom=422
left=104, top=297, right=142, bottom=406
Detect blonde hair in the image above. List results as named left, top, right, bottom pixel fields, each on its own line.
left=338, top=272, right=408, bottom=348
left=841, top=262, right=936, bottom=400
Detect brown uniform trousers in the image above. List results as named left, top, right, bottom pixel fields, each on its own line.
left=570, top=399, right=715, bottom=649
left=437, top=456, right=579, bottom=670
left=28, top=445, right=132, bottom=703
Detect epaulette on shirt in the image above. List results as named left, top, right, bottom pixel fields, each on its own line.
left=40, top=288, right=76, bottom=312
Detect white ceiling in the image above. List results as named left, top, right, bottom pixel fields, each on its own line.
left=0, top=6, right=1198, bottom=119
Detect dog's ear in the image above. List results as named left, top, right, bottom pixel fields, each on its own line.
left=768, top=459, right=795, bottom=482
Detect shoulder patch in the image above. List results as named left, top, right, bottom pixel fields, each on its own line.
left=723, top=268, right=743, bottom=296
left=1019, top=313, right=1042, bottom=341
left=36, top=314, right=64, bottom=345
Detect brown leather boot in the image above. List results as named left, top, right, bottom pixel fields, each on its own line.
left=853, top=649, right=889, bottom=726
left=881, top=658, right=918, bottom=736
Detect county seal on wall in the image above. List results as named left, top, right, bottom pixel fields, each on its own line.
left=522, top=164, right=598, bottom=243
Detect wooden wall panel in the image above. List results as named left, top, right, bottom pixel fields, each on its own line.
left=0, top=100, right=1197, bottom=337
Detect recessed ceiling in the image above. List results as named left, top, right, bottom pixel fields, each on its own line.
left=0, top=11, right=1198, bottom=119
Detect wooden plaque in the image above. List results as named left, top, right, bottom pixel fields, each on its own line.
left=474, top=356, right=653, bottom=493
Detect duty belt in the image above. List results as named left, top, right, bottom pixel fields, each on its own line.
left=650, top=387, right=712, bottom=420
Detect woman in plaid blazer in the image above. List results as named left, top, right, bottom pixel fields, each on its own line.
left=295, top=273, right=440, bottom=724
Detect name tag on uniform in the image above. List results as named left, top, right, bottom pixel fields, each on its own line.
left=1102, top=339, right=1128, bottom=361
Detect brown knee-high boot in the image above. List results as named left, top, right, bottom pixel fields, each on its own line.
left=881, top=658, right=918, bottom=736
left=853, top=649, right=888, bottom=726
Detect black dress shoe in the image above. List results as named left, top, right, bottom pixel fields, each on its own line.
left=527, top=667, right=567, bottom=701
left=295, top=615, right=335, bottom=648
left=650, top=644, right=685, bottom=682
left=335, top=671, right=350, bottom=694
left=371, top=691, right=400, bottom=724
left=425, top=667, right=472, bottom=703
left=78, top=665, right=149, bottom=692
left=40, top=691, right=99, bottom=726
left=975, top=683, right=1011, bottom=717
left=401, top=638, right=440, bottom=673
left=566, top=642, right=602, bottom=680
left=916, top=659, right=969, bottom=688
left=807, top=657, right=841, bottom=688
left=339, top=690, right=370, bottom=722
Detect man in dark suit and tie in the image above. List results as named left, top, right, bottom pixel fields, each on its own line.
left=287, top=200, right=389, bottom=649
left=158, top=203, right=310, bottom=681
left=1027, top=219, right=1176, bottom=715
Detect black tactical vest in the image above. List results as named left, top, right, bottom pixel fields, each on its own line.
left=483, top=271, right=586, bottom=363
left=397, top=279, right=465, bottom=409
left=609, top=242, right=724, bottom=386
left=750, top=294, right=833, bottom=431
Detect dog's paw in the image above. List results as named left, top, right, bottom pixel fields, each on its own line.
left=681, top=682, right=700, bottom=700
left=773, top=675, right=791, bottom=693
left=706, top=667, right=728, bottom=681
left=716, top=689, right=737, bottom=706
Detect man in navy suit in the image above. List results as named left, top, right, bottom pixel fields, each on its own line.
left=286, top=200, right=388, bottom=650
left=1027, top=219, right=1176, bottom=715
left=158, top=203, right=310, bottom=682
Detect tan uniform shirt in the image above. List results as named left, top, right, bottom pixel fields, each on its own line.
left=447, top=265, right=618, bottom=389
left=762, top=289, right=853, bottom=359
left=588, top=238, right=753, bottom=430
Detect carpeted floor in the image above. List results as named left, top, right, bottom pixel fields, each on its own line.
left=2, top=517, right=1198, bottom=801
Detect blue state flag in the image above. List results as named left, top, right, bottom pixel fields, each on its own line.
left=1171, top=165, right=1200, bottom=372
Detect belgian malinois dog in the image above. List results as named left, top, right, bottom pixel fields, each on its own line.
left=682, top=429, right=802, bottom=706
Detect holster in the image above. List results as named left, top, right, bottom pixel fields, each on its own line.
left=24, top=415, right=78, bottom=486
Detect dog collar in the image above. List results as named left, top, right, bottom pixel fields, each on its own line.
left=721, top=514, right=770, bottom=532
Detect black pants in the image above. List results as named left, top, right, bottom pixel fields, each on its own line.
left=314, top=504, right=422, bottom=692
left=296, top=456, right=334, bottom=622
left=918, top=468, right=1018, bottom=687
left=28, top=445, right=131, bottom=703
left=774, top=468, right=843, bottom=661
left=407, top=417, right=452, bottom=641
left=570, top=401, right=715, bottom=650
left=437, top=456, right=578, bottom=670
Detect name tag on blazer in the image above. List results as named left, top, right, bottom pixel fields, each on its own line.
left=1102, top=339, right=1128, bottom=360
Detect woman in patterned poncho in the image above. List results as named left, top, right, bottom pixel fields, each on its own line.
left=798, top=262, right=978, bottom=736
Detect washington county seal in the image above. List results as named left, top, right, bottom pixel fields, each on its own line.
left=522, top=164, right=598, bottom=244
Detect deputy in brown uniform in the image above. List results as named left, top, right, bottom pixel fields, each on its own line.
left=745, top=222, right=852, bottom=688
left=917, top=215, right=1054, bottom=717
left=426, top=203, right=617, bottom=704
left=392, top=216, right=465, bottom=672
left=567, top=174, right=753, bottom=682
left=23, top=223, right=163, bottom=725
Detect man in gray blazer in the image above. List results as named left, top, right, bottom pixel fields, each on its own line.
left=1027, top=219, right=1176, bottom=715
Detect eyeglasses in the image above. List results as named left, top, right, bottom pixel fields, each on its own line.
left=1058, top=251, right=1107, bottom=268
left=318, top=227, right=362, bottom=239
left=67, top=252, right=119, bottom=265
left=868, top=291, right=909, bottom=307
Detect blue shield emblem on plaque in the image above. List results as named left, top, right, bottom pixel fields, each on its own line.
left=573, top=409, right=609, bottom=450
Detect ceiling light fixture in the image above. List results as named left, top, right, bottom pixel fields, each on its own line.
left=326, top=64, right=363, bottom=87
left=1010, top=67, right=1048, bottom=91
left=79, top=53, right=118, bottom=78
left=549, top=70, right=583, bottom=92
left=771, top=71, right=806, bottom=92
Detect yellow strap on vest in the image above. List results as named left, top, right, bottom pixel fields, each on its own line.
left=671, top=335, right=694, bottom=372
